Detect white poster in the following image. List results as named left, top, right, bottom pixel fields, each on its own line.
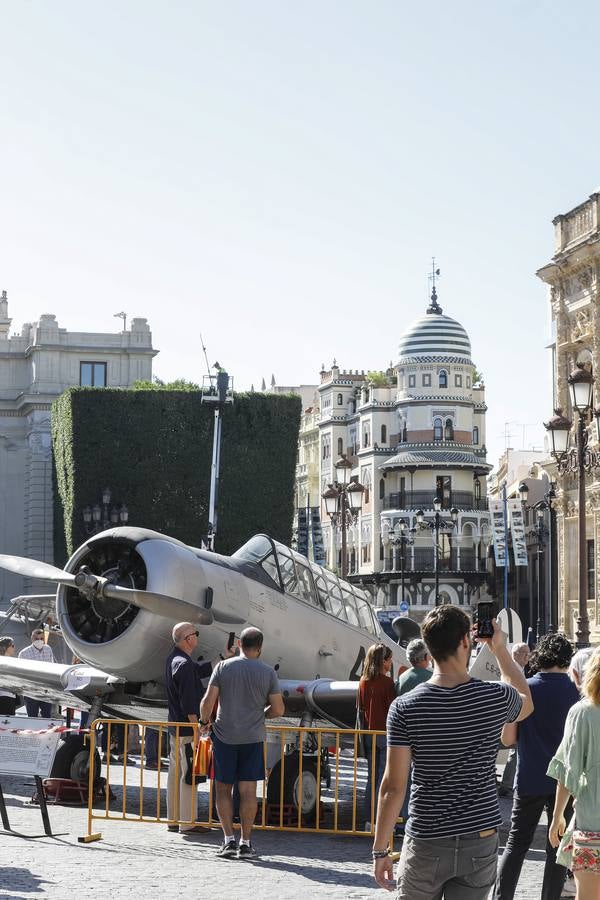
left=508, top=499, right=528, bottom=567
left=0, top=717, right=63, bottom=778
left=489, top=500, right=508, bottom=567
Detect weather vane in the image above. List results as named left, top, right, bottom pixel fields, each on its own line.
left=427, top=257, right=442, bottom=314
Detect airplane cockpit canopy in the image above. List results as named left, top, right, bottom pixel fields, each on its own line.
left=233, top=535, right=380, bottom=637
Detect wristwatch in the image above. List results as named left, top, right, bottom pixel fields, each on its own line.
left=371, top=849, right=390, bottom=859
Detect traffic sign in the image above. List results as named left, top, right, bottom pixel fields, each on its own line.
left=399, top=601, right=409, bottom=614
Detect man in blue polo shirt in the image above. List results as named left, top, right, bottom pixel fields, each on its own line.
left=493, top=632, right=580, bottom=900
left=166, top=622, right=233, bottom=835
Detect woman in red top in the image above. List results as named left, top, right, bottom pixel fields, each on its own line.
left=359, top=643, right=396, bottom=827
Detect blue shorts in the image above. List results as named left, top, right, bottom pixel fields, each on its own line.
left=211, top=733, right=265, bottom=784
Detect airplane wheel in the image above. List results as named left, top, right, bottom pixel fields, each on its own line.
left=267, top=751, right=319, bottom=821
left=50, top=736, right=101, bottom=783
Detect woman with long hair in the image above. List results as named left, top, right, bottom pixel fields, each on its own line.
left=358, top=642, right=396, bottom=828
left=548, top=646, right=600, bottom=900
left=0, top=636, right=17, bottom=715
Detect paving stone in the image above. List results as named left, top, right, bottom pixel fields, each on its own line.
left=0, top=774, right=548, bottom=898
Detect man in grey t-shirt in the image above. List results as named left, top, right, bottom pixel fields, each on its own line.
left=200, top=627, right=284, bottom=859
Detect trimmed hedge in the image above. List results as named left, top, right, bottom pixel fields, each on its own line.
left=52, top=389, right=302, bottom=562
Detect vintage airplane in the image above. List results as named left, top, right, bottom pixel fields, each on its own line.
left=0, top=527, right=409, bottom=789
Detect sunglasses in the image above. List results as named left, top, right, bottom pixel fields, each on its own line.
left=184, top=631, right=200, bottom=640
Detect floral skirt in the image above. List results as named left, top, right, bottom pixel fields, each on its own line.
left=562, top=830, right=600, bottom=873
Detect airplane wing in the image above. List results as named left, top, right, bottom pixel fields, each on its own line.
left=0, top=656, right=124, bottom=711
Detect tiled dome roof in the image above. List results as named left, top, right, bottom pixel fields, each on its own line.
left=398, top=288, right=471, bottom=361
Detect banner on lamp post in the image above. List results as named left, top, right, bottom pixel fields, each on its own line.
left=508, top=499, right=528, bottom=567
left=489, top=500, right=508, bottom=567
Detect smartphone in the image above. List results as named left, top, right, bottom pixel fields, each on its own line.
left=227, top=631, right=236, bottom=652
left=476, top=601, right=495, bottom=638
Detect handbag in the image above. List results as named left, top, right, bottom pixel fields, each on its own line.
left=193, top=737, right=213, bottom=778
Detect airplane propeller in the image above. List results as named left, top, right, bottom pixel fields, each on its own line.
left=0, top=554, right=215, bottom=626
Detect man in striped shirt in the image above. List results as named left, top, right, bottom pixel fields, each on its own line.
left=372, top=605, right=533, bottom=899
left=18, top=628, right=55, bottom=717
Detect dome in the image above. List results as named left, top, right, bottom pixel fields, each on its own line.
left=398, top=290, right=471, bottom=360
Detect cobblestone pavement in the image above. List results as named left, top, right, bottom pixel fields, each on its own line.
left=0, top=767, right=550, bottom=899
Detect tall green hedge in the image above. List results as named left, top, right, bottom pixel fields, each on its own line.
left=52, top=389, right=302, bottom=563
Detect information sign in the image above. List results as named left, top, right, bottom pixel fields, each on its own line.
left=0, top=717, right=63, bottom=778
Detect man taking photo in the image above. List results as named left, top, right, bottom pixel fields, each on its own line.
left=372, top=605, right=533, bottom=899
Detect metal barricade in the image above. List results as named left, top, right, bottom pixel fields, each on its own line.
left=78, top=719, right=387, bottom=843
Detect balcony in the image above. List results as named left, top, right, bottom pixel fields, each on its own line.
left=383, top=491, right=488, bottom=512
left=383, top=548, right=487, bottom=574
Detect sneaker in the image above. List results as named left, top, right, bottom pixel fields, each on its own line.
left=561, top=875, right=576, bottom=897
left=217, top=840, right=237, bottom=858
left=237, top=842, right=256, bottom=859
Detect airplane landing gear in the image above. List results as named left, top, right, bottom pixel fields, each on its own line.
left=50, top=734, right=101, bottom=785
left=266, top=750, right=319, bottom=822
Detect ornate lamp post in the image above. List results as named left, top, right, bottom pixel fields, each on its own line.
left=322, top=455, right=365, bottom=579
left=388, top=520, right=415, bottom=607
left=82, top=487, right=129, bottom=536
left=544, top=363, right=600, bottom=648
left=416, top=497, right=458, bottom=605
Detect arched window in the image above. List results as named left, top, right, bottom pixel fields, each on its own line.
left=439, top=369, right=448, bottom=388
left=433, top=417, right=443, bottom=441
left=337, top=393, right=343, bottom=406
left=474, top=478, right=481, bottom=501
left=381, top=424, right=387, bottom=444
left=473, top=426, right=479, bottom=445
left=379, top=478, right=385, bottom=500
left=445, top=419, right=454, bottom=441
left=337, top=437, right=343, bottom=456
left=402, top=422, right=408, bottom=442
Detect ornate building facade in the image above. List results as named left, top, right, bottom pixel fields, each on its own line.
left=316, top=286, right=492, bottom=620
left=0, top=291, right=157, bottom=607
left=537, top=191, right=600, bottom=643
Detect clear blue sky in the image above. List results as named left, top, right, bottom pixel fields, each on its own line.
left=1, top=1, right=599, bottom=465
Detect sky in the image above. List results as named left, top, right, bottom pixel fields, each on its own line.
left=1, top=1, right=599, bottom=466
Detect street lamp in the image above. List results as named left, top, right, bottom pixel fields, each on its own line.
left=82, top=488, right=129, bottom=536
left=388, top=519, right=416, bottom=607
left=416, top=497, right=459, bottom=605
left=544, top=363, right=600, bottom=647
left=322, top=455, right=365, bottom=579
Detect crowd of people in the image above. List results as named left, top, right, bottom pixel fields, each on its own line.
left=2, top=613, right=599, bottom=897
left=368, top=608, right=600, bottom=900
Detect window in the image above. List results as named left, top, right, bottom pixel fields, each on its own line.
left=381, top=424, right=387, bottom=444
left=445, top=419, right=454, bottom=441
left=402, top=422, right=408, bottom=442
left=278, top=550, right=299, bottom=597
left=322, top=434, right=331, bottom=459
left=455, top=374, right=462, bottom=387
left=363, top=426, right=371, bottom=448
left=324, top=571, right=348, bottom=620
left=438, top=369, right=447, bottom=388
left=361, top=543, right=371, bottom=563
left=466, top=376, right=471, bottom=388
left=422, top=374, right=431, bottom=387
left=587, top=540, right=595, bottom=599
left=433, top=417, right=443, bottom=441
left=349, top=427, right=358, bottom=455
left=473, top=426, right=479, bottom=445
left=80, top=362, right=107, bottom=387
left=379, top=478, right=385, bottom=500
left=361, top=467, right=371, bottom=504
left=337, top=437, right=343, bottom=456
left=474, top=477, right=481, bottom=501
left=408, top=374, right=416, bottom=388
left=337, top=393, right=343, bottom=406
left=295, top=560, right=317, bottom=606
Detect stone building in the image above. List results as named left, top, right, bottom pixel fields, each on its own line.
left=316, top=285, right=492, bottom=620
left=0, top=291, right=157, bottom=607
left=537, top=191, right=600, bottom=643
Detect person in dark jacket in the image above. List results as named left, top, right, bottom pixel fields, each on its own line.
left=166, top=622, right=233, bottom=834
left=493, top=632, right=580, bottom=900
